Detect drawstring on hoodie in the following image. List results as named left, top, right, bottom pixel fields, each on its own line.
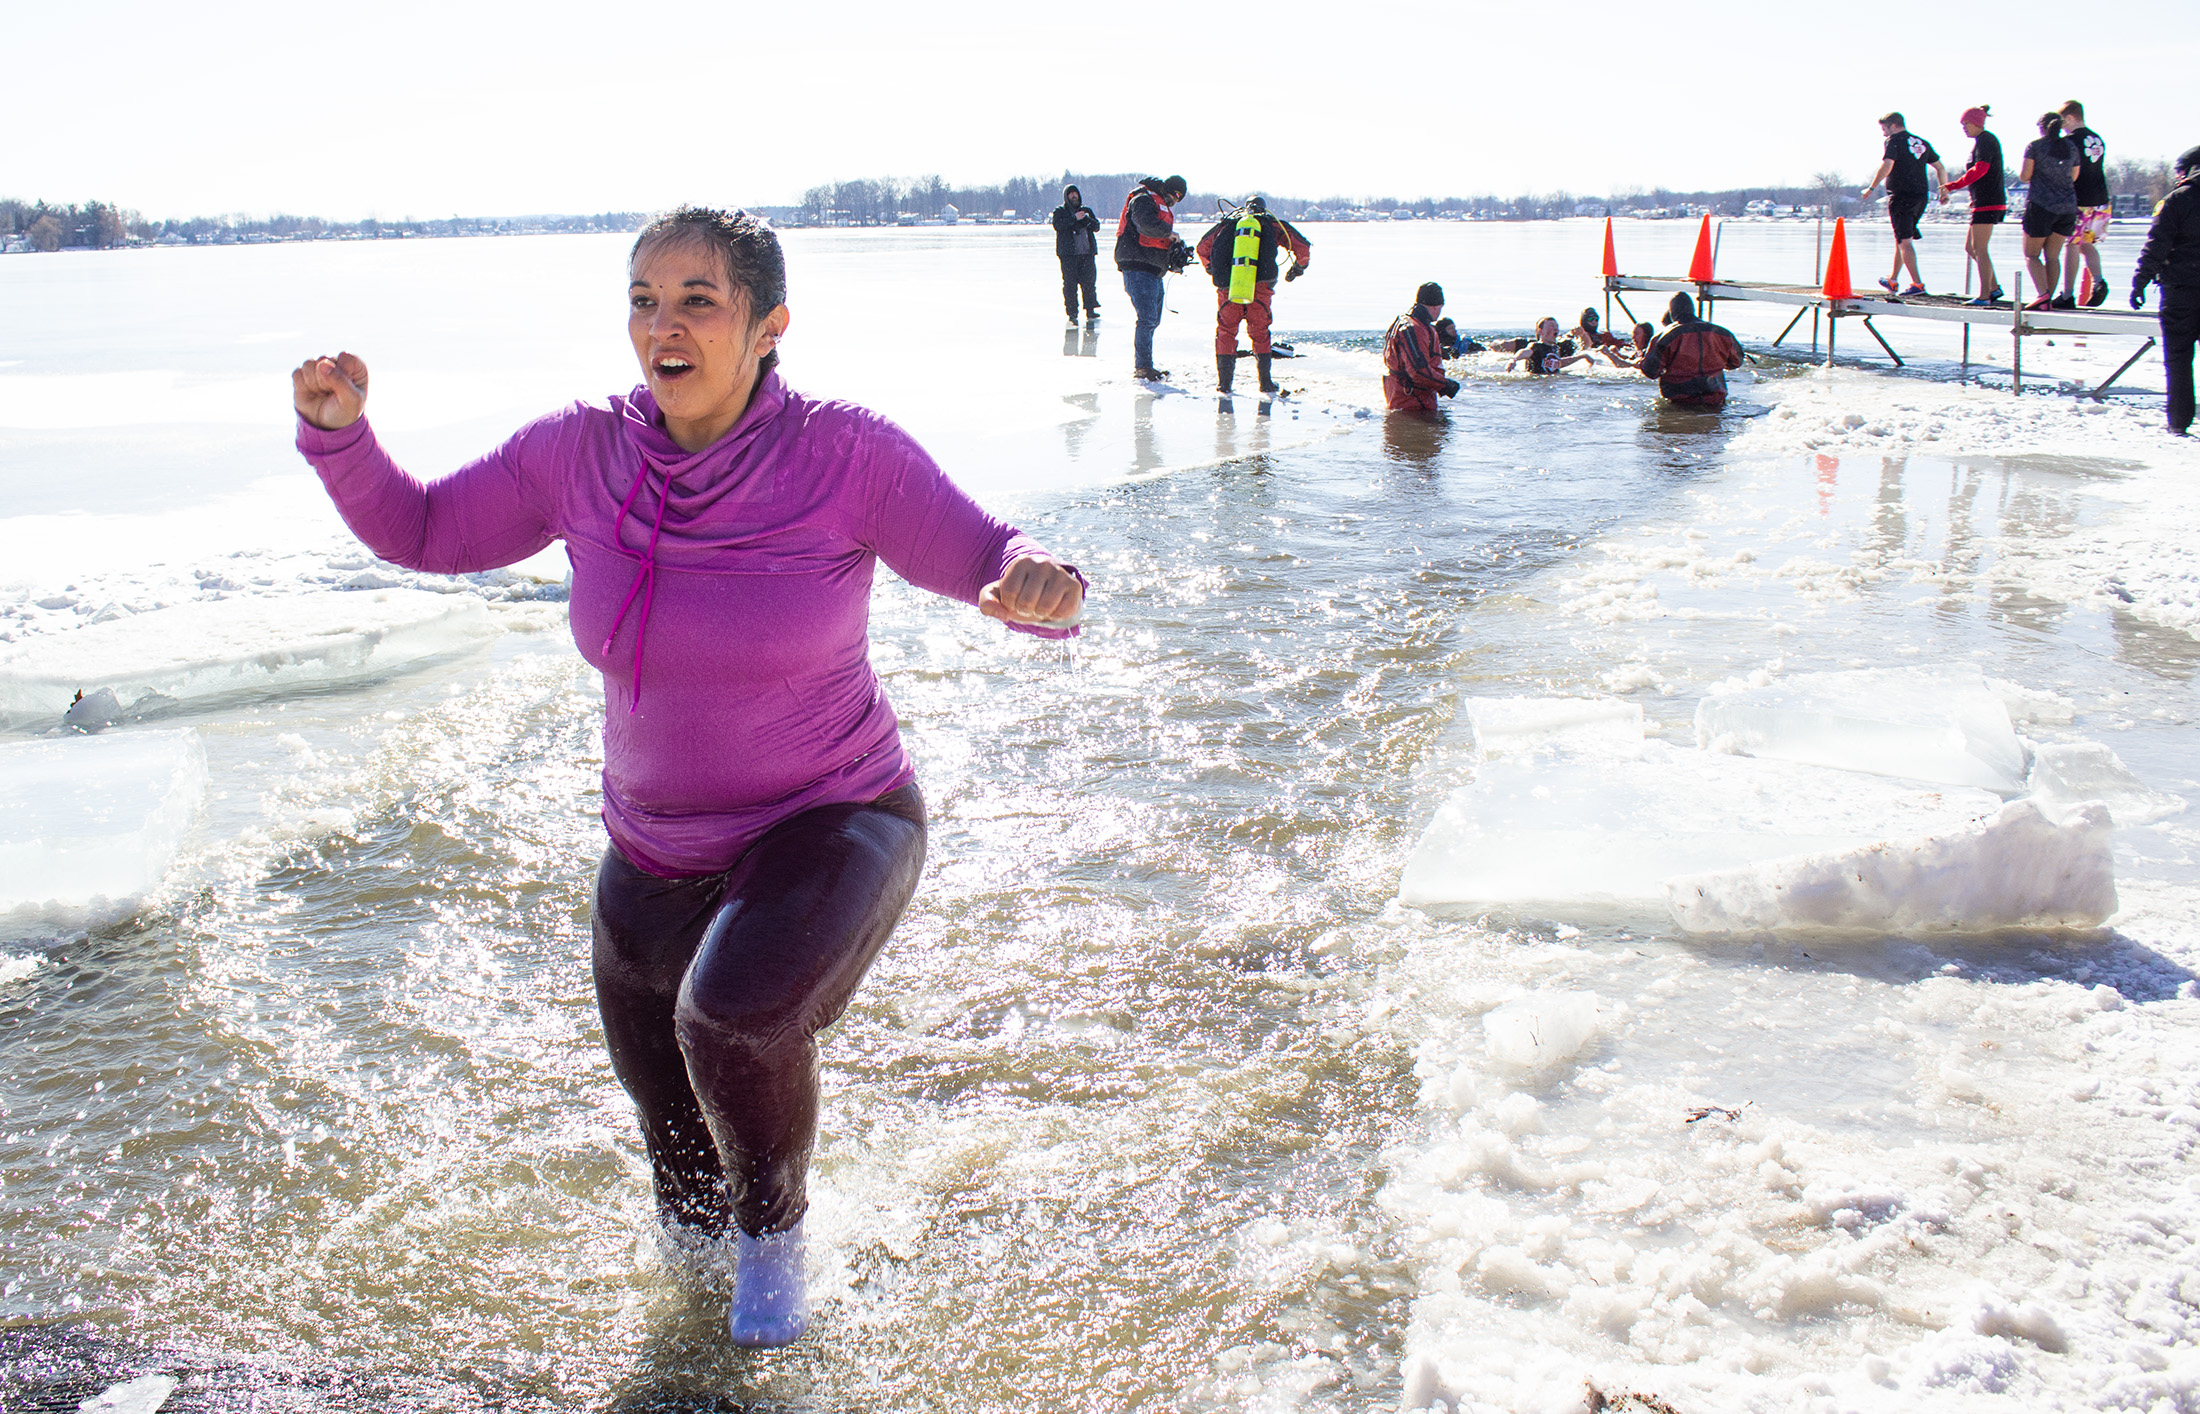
left=603, top=455, right=672, bottom=713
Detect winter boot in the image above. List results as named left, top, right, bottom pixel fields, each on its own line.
left=1255, top=353, right=1281, bottom=395
left=1217, top=355, right=1235, bottom=393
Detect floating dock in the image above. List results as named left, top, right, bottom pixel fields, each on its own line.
left=1599, top=217, right=2161, bottom=397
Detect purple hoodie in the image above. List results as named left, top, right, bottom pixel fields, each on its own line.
left=297, top=371, right=1078, bottom=877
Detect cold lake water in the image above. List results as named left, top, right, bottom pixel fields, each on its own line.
left=1, top=221, right=2195, bottom=1413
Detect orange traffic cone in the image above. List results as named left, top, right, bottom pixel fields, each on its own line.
left=1601, top=217, right=1619, bottom=278
left=1821, top=218, right=1854, bottom=299
left=1687, top=214, right=1715, bottom=282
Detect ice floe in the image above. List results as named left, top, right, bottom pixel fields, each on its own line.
left=0, top=588, right=494, bottom=729
left=1406, top=672, right=2163, bottom=935
left=1696, top=663, right=2027, bottom=792
left=0, top=728, right=205, bottom=922
left=1666, top=800, right=2117, bottom=935
left=1400, top=723, right=2002, bottom=918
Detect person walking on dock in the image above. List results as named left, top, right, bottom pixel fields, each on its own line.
left=1116, top=175, right=1192, bottom=382
left=1942, top=105, right=2008, bottom=306
left=1195, top=196, right=1312, bottom=395
left=1052, top=186, right=1103, bottom=323
left=2132, top=146, right=2200, bottom=436
left=1637, top=293, right=1744, bottom=410
left=2057, top=102, right=2112, bottom=308
left=1383, top=282, right=1461, bottom=412
left=2019, top=113, right=2081, bottom=311
left=1861, top=112, right=1944, bottom=296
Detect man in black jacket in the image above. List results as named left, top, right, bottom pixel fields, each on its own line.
left=1051, top=186, right=1103, bottom=323
left=1115, top=175, right=1190, bottom=380
left=2133, top=146, right=2200, bottom=436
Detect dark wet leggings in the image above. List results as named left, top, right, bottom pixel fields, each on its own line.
left=591, top=783, right=927, bottom=1238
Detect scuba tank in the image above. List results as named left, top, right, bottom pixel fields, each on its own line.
left=1228, top=210, right=1262, bottom=304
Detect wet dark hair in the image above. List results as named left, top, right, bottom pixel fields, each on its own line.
left=630, top=206, right=788, bottom=374
left=1579, top=307, right=1599, bottom=330
left=1633, top=321, right=1655, bottom=342
left=2037, top=111, right=2063, bottom=139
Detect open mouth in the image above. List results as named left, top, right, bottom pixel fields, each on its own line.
left=652, top=355, right=694, bottom=381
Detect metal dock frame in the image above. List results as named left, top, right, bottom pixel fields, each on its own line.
left=1604, top=274, right=2159, bottom=398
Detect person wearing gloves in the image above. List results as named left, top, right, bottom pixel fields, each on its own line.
left=1114, top=175, right=1192, bottom=381
left=1383, top=282, right=1462, bottom=412
left=289, top=207, right=1087, bottom=1350
left=2132, top=147, right=2200, bottom=436
left=1194, top=196, right=1313, bottom=395
left=1051, top=185, right=1103, bottom=323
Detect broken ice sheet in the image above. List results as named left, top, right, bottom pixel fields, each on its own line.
left=1696, top=664, right=2027, bottom=792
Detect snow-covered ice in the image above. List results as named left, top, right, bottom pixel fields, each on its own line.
left=0, top=728, right=206, bottom=922
left=1665, top=799, right=2117, bottom=935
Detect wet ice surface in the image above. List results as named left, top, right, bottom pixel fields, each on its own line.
left=1, top=229, right=2197, bottom=1412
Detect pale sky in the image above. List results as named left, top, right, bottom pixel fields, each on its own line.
left=9, top=0, right=2195, bottom=220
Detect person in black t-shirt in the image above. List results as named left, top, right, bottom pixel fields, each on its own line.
left=2057, top=100, right=2112, bottom=308
left=1941, top=105, right=2007, bottom=305
left=1861, top=112, right=1947, bottom=296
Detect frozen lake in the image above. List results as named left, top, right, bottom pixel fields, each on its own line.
left=1, top=223, right=2196, bottom=1414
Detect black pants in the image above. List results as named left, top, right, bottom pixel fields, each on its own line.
left=591, top=783, right=927, bottom=1237
left=1061, top=254, right=1099, bottom=317
left=2164, top=289, right=2197, bottom=433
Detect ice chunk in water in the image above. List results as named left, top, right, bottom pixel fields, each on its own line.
left=1465, top=696, right=1642, bottom=758
left=1401, top=736, right=1999, bottom=913
left=0, top=589, right=495, bottom=728
left=1695, top=665, right=2026, bottom=792
left=78, top=1374, right=178, bottom=1414
left=2025, top=740, right=2183, bottom=827
left=0, top=729, right=206, bottom=921
left=1664, top=801, right=2116, bottom=934
left=1483, top=992, right=1602, bottom=1070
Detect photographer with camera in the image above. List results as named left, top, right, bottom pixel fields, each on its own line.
left=1195, top=196, right=1312, bottom=396
left=1115, top=175, right=1192, bottom=382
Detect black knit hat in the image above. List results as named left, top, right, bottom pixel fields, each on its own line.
left=1416, top=281, right=1444, bottom=307
left=1162, top=175, right=1188, bottom=197
left=2179, top=146, right=2200, bottom=177
left=1664, top=292, right=1695, bottom=324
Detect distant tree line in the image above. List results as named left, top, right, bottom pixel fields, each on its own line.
left=1, top=199, right=645, bottom=250
left=7, top=156, right=2188, bottom=254
left=774, top=157, right=2187, bottom=228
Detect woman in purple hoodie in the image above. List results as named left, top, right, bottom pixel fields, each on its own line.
left=291, top=208, right=1084, bottom=1347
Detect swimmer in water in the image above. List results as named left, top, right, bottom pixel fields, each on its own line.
left=1506, top=317, right=1598, bottom=375
left=291, top=207, right=1086, bottom=1348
